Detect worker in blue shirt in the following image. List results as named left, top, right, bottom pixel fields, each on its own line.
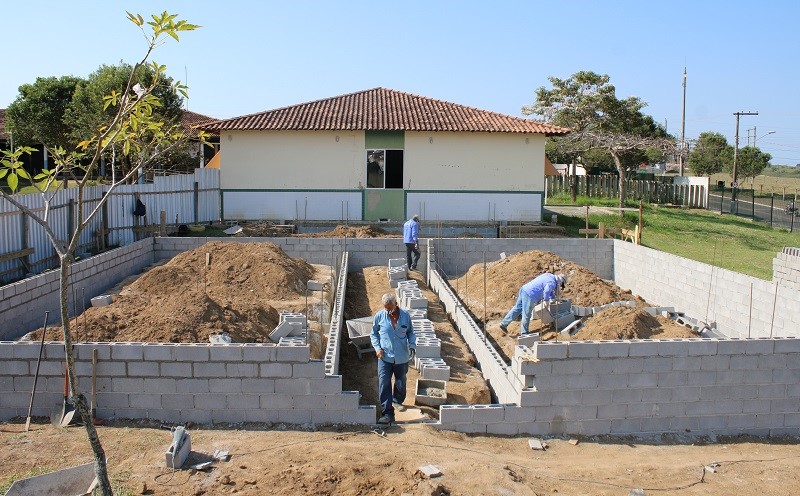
left=371, top=293, right=416, bottom=424
left=403, top=214, right=420, bottom=270
left=500, top=272, right=568, bottom=335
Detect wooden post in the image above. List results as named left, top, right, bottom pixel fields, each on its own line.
left=598, top=222, right=606, bottom=239
left=585, top=206, right=589, bottom=239
left=20, top=212, right=31, bottom=273
left=160, top=211, right=167, bottom=236
left=638, top=201, right=643, bottom=245
left=101, top=194, right=109, bottom=251
left=193, top=181, right=199, bottom=224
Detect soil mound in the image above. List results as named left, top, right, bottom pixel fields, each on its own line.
left=453, top=250, right=695, bottom=342
left=298, top=225, right=395, bottom=238
left=571, top=306, right=697, bottom=340
left=64, top=241, right=316, bottom=343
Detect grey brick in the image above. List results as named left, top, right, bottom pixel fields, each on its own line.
left=744, top=338, right=775, bottom=355
left=611, top=358, right=644, bottom=374
left=658, top=340, right=690, bottom=357
left=0, top=360, right=28, bottom=375
left=127, top=393, right=161, bottom=409
left=729, top=355, right=759, bottom=370
left=261, top=363, right=292, bottom=378
left=194, top=393, right=227, bottom=410
left=774, top=339, right=800, bottom=353
left=261, top=394, right=293, bottom=409
left=212, top=409, right=246, bottom=424
left=275, top=378, right=310, bottom=395
left=700, top=355, right=730, bottom=371
left=110, top=345, right=144, bottom=361
left=276, top=345, right=310, bottom=363
left=160, top=362, right=192, bottom=377
left=309, top=376, right=342, bottom=394
left=771, top=398, right=800, bottom=412
left=672, top=356, right=701, bottom=371
left=292, top=361, right=325, bottom=378
left=440, top=405, right=473, bottom=423
left=161, top=394, right=194, bottom=410
left=193, top=362, right=226, bottom=378
left=533, top=342, right=568, bottom=360
left=176, top=378, right=209, bottom=394
left=210, top=345, right=243, bottom=361
left=112, top=378, right=144, bottom=393
left=686, top=339, right=718, bottom=356
left=142, top=344, right=176, bottom=361
left=175, top=345, right=209, bottom=362
left=597, top=374, right=628, bottom=389
left=566, top=374, right=599, bottom=389
left=242, top=343, right=277, bottom=362
left=209, top=378, right=243, bottom=393
left=278, top=409, right=312, bottom=425
left=518, top=389, right=552, bottom=407
left=566, top=341, right=599, bottom=358
left=643, top=356, right=673, bottom=373
left=628, top=340, right=659, bottom=357
left=597, top=341, right=630, bottom=358
left=228, top=394, right=261, bottom=410
left=143, top=378, right=176, bottom=394
left=128, top=362, right=160, bottom=377
left=610, top=418, right=642, bottom=434
left=717, top=339, right=748, bottom=355
left=327, top=391, right=359, bottom=410
left=486, top=423, right=520, bottom=435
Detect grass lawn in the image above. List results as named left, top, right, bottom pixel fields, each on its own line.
left=552, top=194, right=800, bottom=280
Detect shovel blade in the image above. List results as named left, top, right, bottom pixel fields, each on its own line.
left=60, top=407, right=77, bottom=428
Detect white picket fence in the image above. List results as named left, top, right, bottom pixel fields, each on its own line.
left=0, top=169, right=220, bottom=282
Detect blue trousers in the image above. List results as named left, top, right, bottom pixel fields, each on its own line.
left=405, top=243, right=420, bottom=268
left=377, top=358, right=408, bottom=418
left=501, top=288, right=535, bottom=334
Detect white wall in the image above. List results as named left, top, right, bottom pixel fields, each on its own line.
left=220, top=130, right=365, bottom=189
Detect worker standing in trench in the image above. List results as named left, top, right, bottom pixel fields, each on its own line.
left=371, top=293, right=416, bottom=424
left=499, top=272, right=568, bottom=336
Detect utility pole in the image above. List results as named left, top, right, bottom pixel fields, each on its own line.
left=679, top=67, right=687, bottom=176
left=731, top=111, right=758, bottom=214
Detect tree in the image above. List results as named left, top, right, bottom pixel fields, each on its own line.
left=0, top=12, right=202, bottom=495
left=687, top=132, right=733, bottom=177
left=523, top=71, right=674, bottom=207
left=730, top=146, right=772, bottom=181
left=5, top=76, right=83, bottom=150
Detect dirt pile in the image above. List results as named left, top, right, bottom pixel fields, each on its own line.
left=452, top=250, right=696, bottom=344
left=62, top=241, right=319, bottom=343
left=297, top=225, right=396, bottom=238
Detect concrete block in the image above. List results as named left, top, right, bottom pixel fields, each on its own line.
left=628, top=340, right=659, bottom=357
left=566, top=341, right=599, bottom=358
left=532, top=341, right=568, bottom=360
left=276, top=345, right=310, bottom=363
left=142, top=344, right=176, bottom=361
left=774, top=338, right=800, bottom=353
left=278, top=408, right=312, bottom=425
left=309, top=376, right=343, bottom=394
left=292, top=360, right=325, bottom=378
left=657, top=340, right=690, bottom=357
left=672, top=356, right=702, bottom=371
left=176, top=378, right=210, bottom=394
left=209, top=345, right=244, bottom=362
left=717, top=339, right=749, bottom=355
left=111, top=378, right=144, bottom=393
left=471, top=404, right=505, bottom=423
left=744, top=338, right=775, bottom=355
left=90, top=294, right=113, bottom=307
left=193, top=362, right=226, bottom=378
left=110, top=344, right=144, bottom=361
left=242, top=344, right=277, bottom=362
left=415, top=379, right=447, bottom=407
left=517, top=333, right=540, bottom=347
left=128, top=361, right=160, bottom=377
left=347, top=405, right=377, bottom=425
left=241, top=378, right=275, bottom=393
left=421, top=365, right=450, bottom=381
left=439, top=405, right=473, bottom=423
left=260, top=394, right=293, bottom=410
left=160, top=362, right=192, bottom=378
left=326, top=391, right=360, bottom=410
left=275, top=378, right=310, bottom=395
left=175, top=345, right=210, bottom=362
left=598, top=341, right=630, bottom=358
left=270, top=321, right=298, bottom=341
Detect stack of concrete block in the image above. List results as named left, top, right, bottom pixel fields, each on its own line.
left=279, top=311, right=308, bottom=330
left=399, top=289, right=428, bottom=310
left=415, top=337, right=442, bottom=359
left=534, top=299, right=574, bottom=331
left=407, top=308, right=428, bottom=320
left=416, top=357, right=450, bottom=381
left=388, top=258, right=407, bottom=287
left=269, top=320, right=304, bottom=341
left=278, top=336, right=307, bottom=347
left=412, top=319, right=436, bottom=340
left=395, top=280, right=419, bottom=299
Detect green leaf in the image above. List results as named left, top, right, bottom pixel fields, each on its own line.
left=8, top=173, right=18, bottom=192
left=17, top=169, right=31, bottom=180
left=0, top=169, right=8, bottom=179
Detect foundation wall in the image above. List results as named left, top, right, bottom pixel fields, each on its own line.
left=0, top=239, right=155, bottom=340
left=614, top=241, right=800, bottom=338
left=774, top=247, right=800, bottom=292
left=0, top=341, right=375, bottom=424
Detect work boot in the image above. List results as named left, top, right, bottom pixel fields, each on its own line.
left=393, top=401, right=406, bottom=412
left=377, top=415, right=394, bottom=425
left=499, top=323, right=508, bottom=334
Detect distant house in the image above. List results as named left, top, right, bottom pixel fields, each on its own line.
left=553, top=163, right=587, bottom=176
left=203, top=87, right=569, bottom=222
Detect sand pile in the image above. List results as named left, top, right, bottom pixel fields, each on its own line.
left=61, top=241, right=317, bottom=343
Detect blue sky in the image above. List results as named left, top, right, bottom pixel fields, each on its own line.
left=2, top=1, right=798, bottom=165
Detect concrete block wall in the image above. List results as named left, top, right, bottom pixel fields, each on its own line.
left=429, top=268, right=517, bottom=404
left=439, top=338, right=800, bottom=436
left=614, top=241, right=800, bottom=339
left=0, top=341, right=375, bottom=426
left=324, top=252, right=348, bottom=376
left=774, top=247, right=800, bottom=292
left=0, top=239, right=155, bottom=340
left=430, top=238, right=613, bottom=280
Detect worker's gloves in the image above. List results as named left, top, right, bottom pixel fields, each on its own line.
left=409, top=348, right=416, bottom=361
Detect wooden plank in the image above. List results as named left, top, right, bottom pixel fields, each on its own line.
left=0, top=248, right=35, bottom=264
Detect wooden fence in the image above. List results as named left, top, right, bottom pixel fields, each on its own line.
left=546, top=175, right=707, bottom=208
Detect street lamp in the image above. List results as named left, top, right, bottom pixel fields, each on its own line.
left=754, top=130, right=775, bottom=148
left=731, top=111, right=758, bottom=214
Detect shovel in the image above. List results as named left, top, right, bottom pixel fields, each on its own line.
left=51, top=360, right=77, bottom=428
left=24, top=312, right=49, bottom=432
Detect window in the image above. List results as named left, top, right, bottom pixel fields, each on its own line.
left=366, top=149, right=404, bottom=189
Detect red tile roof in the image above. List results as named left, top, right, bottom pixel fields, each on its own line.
left=203, top=88, right=569, bottom=135
left=181, top=110, right=219, bottom=137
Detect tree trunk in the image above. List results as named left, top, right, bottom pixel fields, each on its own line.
left=570, top=157, right=578, bottom=203
left=60, top=256, right=113, bottom=495
left=611, top=151, right=626, bottom=209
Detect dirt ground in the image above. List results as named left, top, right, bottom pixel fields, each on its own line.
left=451, top=250, right=697, bottom=360
left=3, top=420, right=799, bottom=495
left=6, top=238, right=799, bottom=495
